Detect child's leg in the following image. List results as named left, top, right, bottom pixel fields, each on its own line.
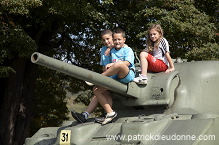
left=71, top=96, right=98, bottom=122
left=102, top=61, right=129, bottom=79
left=94, top=86, right=117, bottom=124
left=133, top=51, right=148, bottom=85
left=86, top=90, right=112, bottom=113
left=93, top=86, right=113, bottom=113
left=140, top=51, right=149, bottom=75
left=103, top=90, right=112, bottom=107
left=85, top=96, right=99, bottom=114
left=94, top=90, right=113, bottom=123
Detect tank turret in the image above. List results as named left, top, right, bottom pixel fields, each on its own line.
left=25, top=52, right=219, bottom=145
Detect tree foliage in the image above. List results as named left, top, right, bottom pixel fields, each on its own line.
left=0, top=0, right=218, bottom=144
left=186, top=43, right=219, bottom=61
left=29, top=67, right=70, bottom=136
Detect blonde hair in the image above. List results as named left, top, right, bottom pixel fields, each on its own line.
left=146, top=24, right=163, bottom=51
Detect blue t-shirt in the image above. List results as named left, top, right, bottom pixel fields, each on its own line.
left=110, top=46, right=135, bottom=71
left=100, top=46, right=111, bottom=66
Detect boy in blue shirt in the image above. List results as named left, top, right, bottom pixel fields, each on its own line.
left=71, top=29, right=113, bottom=123
left=94, top=28, right=135, bottom=124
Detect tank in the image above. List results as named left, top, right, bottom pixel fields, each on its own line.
left=24, top=52, right=219, bottom=145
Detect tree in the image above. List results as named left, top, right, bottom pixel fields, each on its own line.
left=0, top=1, right=39, bottom=145
left=29, top=68, right=69, bottom=136
left=0, top=0, right=102, bottom=144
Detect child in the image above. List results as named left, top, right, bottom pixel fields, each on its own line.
left=71, top=29, right=113, bottom=123
left=134, top=24, right=175, bottom=85
left=94, top=28, right=135, bottom=125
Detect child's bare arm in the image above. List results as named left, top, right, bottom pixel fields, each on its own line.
left=165, top=52, right=175, bottom=73
left=104, top=44, right=114, bottom=56
left=104, top=47, right=111, bottom=56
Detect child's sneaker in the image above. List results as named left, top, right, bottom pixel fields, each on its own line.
left=71, top=111, right=87, bottom=123
left=102, top=112, right=117, bottom=125
left=95, top=116, right=105, bottom=123
left=95, top=113, right=106, bottom=123
left=85, top=81, right=94, bottom=86
left=134, top=74, right=148, bottom=85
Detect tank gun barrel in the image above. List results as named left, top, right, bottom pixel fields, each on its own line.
left=31, top=52, right=128, bottom=96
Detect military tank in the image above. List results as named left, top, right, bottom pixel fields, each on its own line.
left=24, top=52, right=219, bottom=145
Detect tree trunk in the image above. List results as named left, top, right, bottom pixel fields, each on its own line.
left=0, top=58, right=38, bottom=145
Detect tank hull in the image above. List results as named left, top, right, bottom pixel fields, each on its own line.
left=25, top=114, right=218, bottom=145
left=25, top=53, right=219, bottom=145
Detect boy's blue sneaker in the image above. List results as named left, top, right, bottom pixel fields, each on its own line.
left=71, top=111, right=87, bottom=123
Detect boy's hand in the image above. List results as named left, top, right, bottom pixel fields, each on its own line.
left=104, top=43, right=126, bottom=56
left=104, top=48, right=111, bottom=56
left=105, top=63, right=113, bottom=70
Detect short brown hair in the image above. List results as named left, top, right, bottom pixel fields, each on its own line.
left=113, top=28, right=126, bottom=38
left=101, top=29, right=113, bottom=36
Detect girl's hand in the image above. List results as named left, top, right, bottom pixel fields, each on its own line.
left=165, top=68, right=175, bottom=73
left=165, top=52, right=175, bottom=73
